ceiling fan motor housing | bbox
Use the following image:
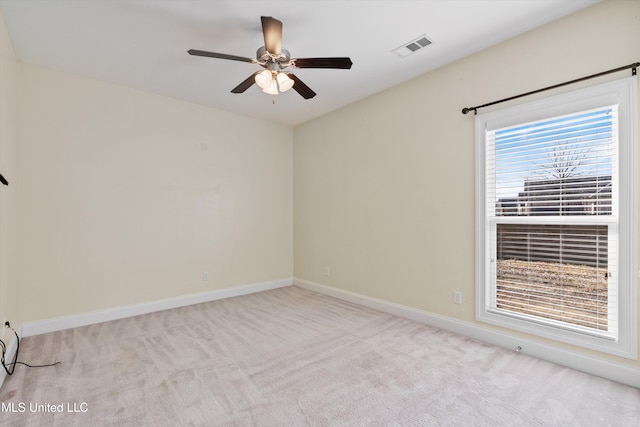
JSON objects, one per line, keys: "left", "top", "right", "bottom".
{"left": 256, "top": 46, "right": 291, "bottom": 71}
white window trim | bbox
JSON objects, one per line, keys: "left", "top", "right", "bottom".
{"left": 475, "top": 77, "right": 638, "bottom": 359}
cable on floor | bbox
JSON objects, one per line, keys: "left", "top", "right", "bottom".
{"left": 1, "top": 326, "right": 61, "bottom": 376}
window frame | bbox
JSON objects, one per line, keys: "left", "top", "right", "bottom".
{"left": 475, "top": 77, "right": 638, "bottom": 359}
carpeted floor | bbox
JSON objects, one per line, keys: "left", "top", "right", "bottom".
{"left": 0, "top": 285, "right": 638, "bottom": 426}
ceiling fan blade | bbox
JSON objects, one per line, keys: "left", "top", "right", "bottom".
{"left": 231, "top": 72, "right": 259, "bottom": 93}
{"left": 293, "top": 57, "right": 353, "bottom": 69}
{"left": 261, "top": 16, "right": 282, "bottom": 55}
{"left": 287, "top": 74, "right": 316, "bottom": 99}
{"left": 188, "top": 49, "right": 255, "bottom": 64}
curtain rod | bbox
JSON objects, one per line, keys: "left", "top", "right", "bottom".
{"left": 461, "top": 62, "right": 639, "bottom": 115}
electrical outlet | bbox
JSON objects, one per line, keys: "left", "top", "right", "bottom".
{"left": 203, "top": 271, "right": 209, "bottom": 281}
{"left": 453, "top": 291, "right": 462, "bottom": 305}
{"left": 2, "top": 321, "right": 9, "bottom": 340}
{"left": 324, "top": 266, "right": 330, "bottom": 276}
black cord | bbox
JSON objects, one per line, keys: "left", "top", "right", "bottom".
{"left": 0, "top": 329, "right": 19, "bottom": 376}
{"left": 1, "top": 327, "right": 61, "bottom": 375}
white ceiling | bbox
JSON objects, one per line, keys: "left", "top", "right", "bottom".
{"left": 0, "top": 0, "right": 599, "bottom": 126}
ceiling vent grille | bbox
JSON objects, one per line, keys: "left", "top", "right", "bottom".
{"left": 392, "top": 34, "right": 433, "bottom": 58}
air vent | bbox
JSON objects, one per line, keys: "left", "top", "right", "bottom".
{"left": 392, "top": 34, "right": 433, "bottom": 58}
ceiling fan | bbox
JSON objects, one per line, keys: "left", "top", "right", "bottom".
{"left": 188, "top": 16, "right": 353, "bottom": 99}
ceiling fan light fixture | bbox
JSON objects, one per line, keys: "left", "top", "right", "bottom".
{"left": 276, "top": 72, "right": 294, "bottom": 92}
{"left": 262, "top": 79, "right": 279, "bottom": 95}
{"left": 255, "top": 69, "right": 273, "bottom": 89}
{"left": 188, "top": 16, "right": 351, "bottom": 99}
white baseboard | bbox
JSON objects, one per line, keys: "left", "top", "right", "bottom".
{"left": 21, "top": 278, "right": 293, "bottom": 338}
{"left": 294, "top": 277, "right": 640, "bottom": 389}
{"left": 11, "top": 276, "right": 640, "bottom": 389}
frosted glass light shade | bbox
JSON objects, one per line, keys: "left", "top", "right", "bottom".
{"left": 255, "top": 70, "right": 273, "bottom": 89}
{"left": 276, "top": 73, "right": 294, "bottom": 92}
{"left": 262, "top": 79, "right": 279, "bottom": 95}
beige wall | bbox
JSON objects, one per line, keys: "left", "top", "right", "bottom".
{"left": 17, "top": 64, "right": 293, "bottom": 322}
{"left": 3, "top": 0, "right": 639, "bottom": 368}
{"left": 294, "top": 0, "right": 640, "bottom": 365}
{"left": 0, "top": 11, "right": 20, "bottom": 341}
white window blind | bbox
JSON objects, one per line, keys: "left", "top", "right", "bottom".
{"left": 490, "top": 107, "right": 616, "bottom": 218}
{"left": 475, "top": 77, "right": 637, "bottom": 358}
{"left": 487, "top": 107, "right": 617, "bottom": 338}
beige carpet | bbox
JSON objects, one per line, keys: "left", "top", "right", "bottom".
{"left": 0, "top": 285, "right": 638, "bottom": 426}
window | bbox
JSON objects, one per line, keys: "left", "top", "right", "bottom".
{"left": 475, "top": 77, "right": 637, "bottom": 358}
